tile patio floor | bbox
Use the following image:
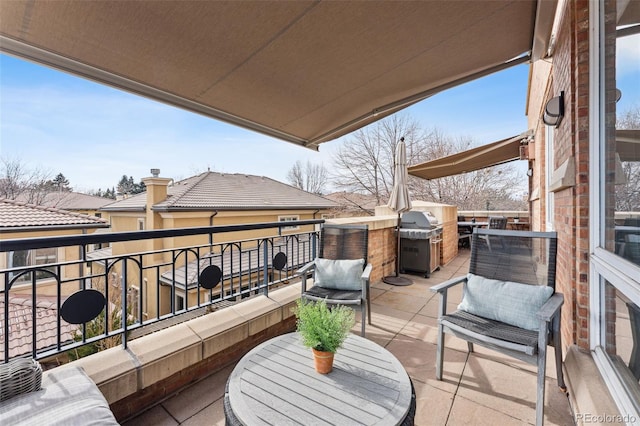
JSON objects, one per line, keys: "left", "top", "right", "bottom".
{"left": 123, "top": 250, "right": 575, "bottom": 425}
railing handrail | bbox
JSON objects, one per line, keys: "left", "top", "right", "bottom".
{"left": 1, "top": 220, "right": 323, "bottom": 363}
{"left": 0, "top": 219, "right": 325, "bottom": 252}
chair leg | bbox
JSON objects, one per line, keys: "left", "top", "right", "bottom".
{"left": 436, "top": 323, "right": 444, "bottom": 380}
{"left": 536, "top": 330, "right": 548, "bottom": 426}
{"left": 361, "top": 304, "right": 366, "bottom": 337}
{"left": 553, "top": 317, "right": 566, "bottom": 390}
{"left": 367, "top": 292, "right": 372, "bottom": 325}
{"left": 536, "top": 347, "right": 546, "bottom": 426}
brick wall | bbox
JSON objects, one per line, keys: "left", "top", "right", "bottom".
{"left": 111, "top": 316, "right": 297, "bottom": 422}
{"left": 551, "top": 0, "right": 593, "bottom": 350}
{"left": 368, "top": 227, "right": 396, "bottom": 283}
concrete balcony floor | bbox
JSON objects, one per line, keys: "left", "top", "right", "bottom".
{"left": 123, "top": 250, "right": 574, "bottom": 425}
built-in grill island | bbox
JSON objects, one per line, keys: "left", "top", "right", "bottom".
{"left": 399, "top": 211, "right": 443, "bottom": 278}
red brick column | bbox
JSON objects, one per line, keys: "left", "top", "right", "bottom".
{"left": 551, "top": 0, "right": 592, "bottom": 350}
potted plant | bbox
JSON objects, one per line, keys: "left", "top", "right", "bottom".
{"left": 295, "top": 299, "right": 355, "bottom": 374}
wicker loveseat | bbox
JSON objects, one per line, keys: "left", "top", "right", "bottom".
{"left": 0, "top": 359, "right": 118, "bottom": 426}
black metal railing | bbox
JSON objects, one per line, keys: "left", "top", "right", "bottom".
{"left": 0, "top": 220, "right": 323, "bottom": 363}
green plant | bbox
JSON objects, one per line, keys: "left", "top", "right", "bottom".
{"left": 295, "top": 299, "right": 355, "bottom": 353}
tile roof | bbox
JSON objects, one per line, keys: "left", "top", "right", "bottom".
{"left": 324, "top": 191, "right": 379, "bottom": 215}
{"left": 36, "top": 192, "right": 115, "bottom": 211}
{"left": 160, "top": 235, "right": 313, "bottom": 289}
{"left": 102, "top": 172, "right": 338, "bottom": 211}
{"left": 0, "top": 199, "right": 110, "bottom": 229}
{"left": 0, "top": 296, "right": 78, "bottom": 361}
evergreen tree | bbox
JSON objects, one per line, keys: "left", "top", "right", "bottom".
{"left": 51, "top": 172, "right": 70, "bottom": 190}
{"left": 117, "top": 176, "right": 146, "bottom": 196}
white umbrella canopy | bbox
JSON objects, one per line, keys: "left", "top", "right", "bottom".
{"left": 383, "top": 138, "right": 413, "bottom": 286}
{"left": 387, "top": 138, "right": 413, "bottom": 214}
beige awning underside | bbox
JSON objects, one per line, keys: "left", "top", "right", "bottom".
{"left": 408, "top": 133, "right": 531, "bottom": 180}
{"left": 408, "top": 129, "right": 640, "bottom": 181}
{"left": 617, "top": 129, "right": 640, "bottom": 162}
{"left": 0, "top": 1, "right": 556, "bottom": 149}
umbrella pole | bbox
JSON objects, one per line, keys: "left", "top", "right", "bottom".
{"left": 382, "top": 212, "right": 413, "bottom": 286}
{"left": 395, "top": 212, "right": 401, "bottom": 276}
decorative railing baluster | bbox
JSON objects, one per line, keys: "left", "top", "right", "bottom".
{"left": 0, "top": 220, "right": 322, "bottom": 363}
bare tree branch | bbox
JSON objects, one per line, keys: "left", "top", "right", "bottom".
{"left": 286, "top": 160, "right": 329, "bottom": 195}
{"left": 0, "top": 157, "right": 53, "bottom": 203}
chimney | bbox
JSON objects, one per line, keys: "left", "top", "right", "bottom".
{"left": 142, "top": 168, "right": 172, "bottom": 230}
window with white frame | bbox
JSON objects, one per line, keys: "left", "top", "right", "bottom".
{"left": 278, "top": 215, "right": 299, "bottom": 231}
{"left": 590, "top": 1, "right": 640, "bottom": 419}
{"left": 545, "top": 125, "right": 555, "bottom": 232}
{"left": 7, "top": 247, "right": 58, "bottom": 284}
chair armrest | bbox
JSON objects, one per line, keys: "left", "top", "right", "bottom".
{"left": 297, "top": 260, "right": 316, "bottom": 293}
{"left": 296, "top": 260, "right": 316, "bottom": 275}
{"left": 361, "top": 263, "right": 372, "bottom": 281}
{"left": 431, "top": 276, "right": 467, "bottom": 318}
{"left": 361, "top": 263, "right": 372, "bottom": 298}
{"left": 430, "top": 275, "right": 466, "bottom": 294}
{"left": 537, "top": 292, "right": 564, "bottom": 322}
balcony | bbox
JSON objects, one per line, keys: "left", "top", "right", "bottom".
{"left": 1, "top": 217, "right": 575, "bottom": 424}
{"left": 120, "top": 251, "right": 574, "bottom": 426}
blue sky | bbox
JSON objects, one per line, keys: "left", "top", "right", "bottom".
{"left": 1, "top": 33, "right": 638, "bottom": 193}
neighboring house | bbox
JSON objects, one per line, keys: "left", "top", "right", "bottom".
{"left": 324, "top": 191, "right": 380, "bottom": 217}
{"left": 0, "top": 296, "right": 76, "bottom": 363}
{"left": 0, "top": 199, "right": 110, "bottom": 362}
{"left": 0, "top": 198, "right": 110, "bottom": 294}
{"left": 15, "top": 191, "right": 114, "bottom": 221}
{"left": 100, "top": 170, "right": 338, "bottom": 317}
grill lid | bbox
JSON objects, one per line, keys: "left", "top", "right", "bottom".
{"left": 401, "top": 211, "right": 439, "bottom": 229}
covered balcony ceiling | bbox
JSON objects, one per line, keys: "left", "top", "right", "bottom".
{"left": 0, "top": 1, "right": 556, "bottom": 149}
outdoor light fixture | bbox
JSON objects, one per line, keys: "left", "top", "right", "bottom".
{"left": 543, "top": 91, "right": 564, "bottom": 127}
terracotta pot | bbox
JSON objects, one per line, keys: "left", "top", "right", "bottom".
{"left": 312, "top": 348, "right": 334, "bottom": 374}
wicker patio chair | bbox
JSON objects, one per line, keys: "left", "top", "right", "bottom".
{"left": 297, "top": 224, "right": 372, "bottom": 336}
{"left": 431, "top": 229, "right": 565, "bottom": 426}
{"left": 0, "top": 358, "right": 42, "bottom": 402}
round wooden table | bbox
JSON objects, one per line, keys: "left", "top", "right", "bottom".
{"left": 224, "top": 332, "right": 415, "bottom": 425}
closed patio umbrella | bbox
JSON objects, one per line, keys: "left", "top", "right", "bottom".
{"left": 383, "top": 138, "right": 413, "bottom": 286}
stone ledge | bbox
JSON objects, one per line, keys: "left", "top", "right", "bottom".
{"left": 71, "top": 345, "right": 138, "bottom": 405}
{"left": 564, "top": 345, "right": 623, "bottom": 425}
{"left": 327, "top": 216, "right": 397, "bottom": 231}
{"left": 63, "top": 282, "right": 302, "bottom": 414}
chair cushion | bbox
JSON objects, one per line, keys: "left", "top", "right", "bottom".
{"left": 0, "top": 365, "right": 118, "bottom": 425}
{"left": 314, "top": 258, "right": 364, "bottom": 291}
{"left": 458, "top": 273, "right": 553, "bottom": 331}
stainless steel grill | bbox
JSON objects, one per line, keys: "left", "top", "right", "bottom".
{"left": 399, "top": 211, "right": 443, "bottom": 278}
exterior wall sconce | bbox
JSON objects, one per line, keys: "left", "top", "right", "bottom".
{"left": 543, "top": 91, "right": 564, "bottom": 127}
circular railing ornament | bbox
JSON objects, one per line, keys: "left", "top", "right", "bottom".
{"left": 273, "top": 252, "right": 287, "bottom": 271}
{"left": 199, "top": 265, "right": 222, "bottom": 290}
{"left": 60, "top": 289, "right": 106, "bottom": 324}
